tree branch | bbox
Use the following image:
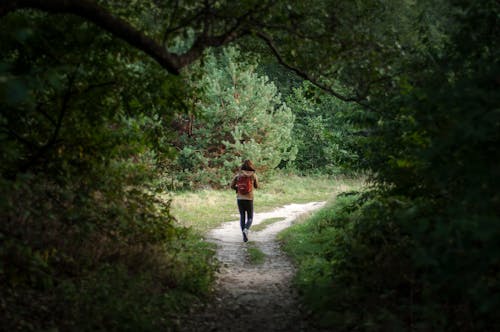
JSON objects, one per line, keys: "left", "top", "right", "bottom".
{"left": 0, "top": 0, "right": 182, "bottom": 74}
{"left": 162, "top": 8, "right": 205, "bottom": 45}
{"left": 0, "top": 0, "right": 376, "bottom": 106}
{"left": 35, "top": 102, "right": 57, "bottom": 126}
{"left": 176, "top": 24, "right": 248, "bottom": 68}
{"left": 253, "top": 30, "right": 365, "bottom": 103}
{"left": 176, "top": 0, "right": 276, "bottom": 68}
{"left": 49, "top": 70, "right": 76, "bottom": 147}
{"left": 81, "top": 81, "right": 117, "bottom": 94}
{"left": 0, "top": 126, "right": 37, "bottom": 149}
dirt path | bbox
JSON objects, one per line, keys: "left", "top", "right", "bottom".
{"left": 179, "top": 201, "right": 327, "bottom": 332}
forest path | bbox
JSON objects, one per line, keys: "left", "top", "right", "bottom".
{"left": 178, "top": 201, "right": 327, "bottom": 332}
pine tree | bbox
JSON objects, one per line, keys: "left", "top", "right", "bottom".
{"left": 177, "top": 47, "right": 296, "bottom": 186}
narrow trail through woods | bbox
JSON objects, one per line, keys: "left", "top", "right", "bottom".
{"left": 179, "top": 201, "right": 328, "bottom": 332}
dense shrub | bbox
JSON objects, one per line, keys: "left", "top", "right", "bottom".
{"left": 282, "top": 190, "right": 499, "bottom": 331}
{"left": 0, "top": 12, "right": 217, "bottom": 331}
{"left": 281, "top": 194, "right": 412, "bottom": 330}
{"left": 282, "top": 1, "right": 500, "bottom": 331}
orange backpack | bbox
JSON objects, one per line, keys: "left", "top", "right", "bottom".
{"left": 237, "top": 175, "right": 252, "bottom": 195}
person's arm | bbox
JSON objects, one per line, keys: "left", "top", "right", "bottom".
{"left": 253, "top": 174, "right": 259, "bottom": 189}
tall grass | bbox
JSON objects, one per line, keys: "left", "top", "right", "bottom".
{"left": 168, "top": 173, "right": 364, "bottom": 233}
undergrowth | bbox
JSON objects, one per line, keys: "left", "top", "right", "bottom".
{"left": 0, "top": 169, "right": 218, "bottom": 331}
{"left": 280, "top": 190, "right": 500, "bottom": 331}
{"left": 280, "top": 192, "right": 415, "bottom": 330}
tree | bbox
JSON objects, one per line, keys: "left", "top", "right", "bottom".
{"left": 174, "top": 47, "right": 295, "bottom": 187}
{"left": 285, "top": 82, "right": 360, "bottom": 174}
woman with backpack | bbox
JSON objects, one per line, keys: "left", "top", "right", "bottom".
{"left": 230, "top": 160, "right": 259, "bottom": 242}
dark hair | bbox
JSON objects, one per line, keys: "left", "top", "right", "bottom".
{"left": 241, "top": 159, "right": 256, "bottom": 171}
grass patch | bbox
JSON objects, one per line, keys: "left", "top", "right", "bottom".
{"left": 246, "top": 242, "right": 266, "bottom": 265}
{"left": 166, "top": 189, "right": 236, "bottom": 232}
{"left": 168, "top": 173, "right": 364, "bottom": 233}
{"left": 278, "top": 194, "right": 365, "bottom": 329}
{"left": 251, "top": 217, "right": 286, "bottom": 232}
{"left": 278, "top": 193, "right": 361, "bottom": 263}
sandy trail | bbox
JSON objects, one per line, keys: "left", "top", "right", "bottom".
{"left": 179, "top": 201, "right": 327, "bottom": 332}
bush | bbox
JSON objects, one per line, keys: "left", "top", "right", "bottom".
{"left": 281, "top": 2, "right": 500, "bottom": 331}
{"left": 0, "top": 11, "right": 217, "bottom": 330}
{"left": 0, "top": 163, "right": 218, "bottom": 331}
{"left": 282, "top": 186, "right": 500, "bottom": 331}
{"left": 281, "top": 194, "right": 414, "bottom": 331}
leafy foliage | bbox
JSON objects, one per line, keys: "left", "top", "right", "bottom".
{"left": 282, "top": 1, "right": 500, "bottom": 331}
{"left": 281, "top": 194, "right": 415, "bottom": 330}
{"left": 172, "top": 47, "right": 296, "bottom": 187}
{"left": 0, "top": 10, "right": 216, "bottom": 331}
{"left": 285, "top": 83, "right": 360, "bottom": 174}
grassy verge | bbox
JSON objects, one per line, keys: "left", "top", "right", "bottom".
{"left": 168, "top": 173, "right": 364, "bottom": 233}
{"left": 278, "top": 194, "right": 361, "bottom": 328}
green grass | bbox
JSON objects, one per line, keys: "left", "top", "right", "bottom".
{"left": 251, "top": 217, "right": 286, "bottom": 232}
{"left": 167, "top": 173, "right": 364, "bottom": 233}
{"left": 278, "top": 194, "right": 362, "bottom": 328}
{"left": 246, "top": 242, "right": 266, "bottom": 265}
{"left": 164, "top": 189, "right": 236, "bottom": 232}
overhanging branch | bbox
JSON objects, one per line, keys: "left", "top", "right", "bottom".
{"left": 0, "top": 0, "right": 250, "bottom": 73}
{"left": 0, "top": 0, "right": 182, "bottom": 74}
{"left": 253, "top": 31, "right": 366, "bottom": 103}
{"left": 1, "top": 0, "right": 374, "bottom": 106}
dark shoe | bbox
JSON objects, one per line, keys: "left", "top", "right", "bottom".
{"left": 243, "top": 231, "right": 248, "bottom": 242}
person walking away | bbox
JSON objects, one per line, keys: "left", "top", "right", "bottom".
{"left": 231, "top": 160, "right": 258, "bottom": 242}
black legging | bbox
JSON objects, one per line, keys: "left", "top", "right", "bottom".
{"left": 237, "top": 199, "right": 253, "bottom": 231}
